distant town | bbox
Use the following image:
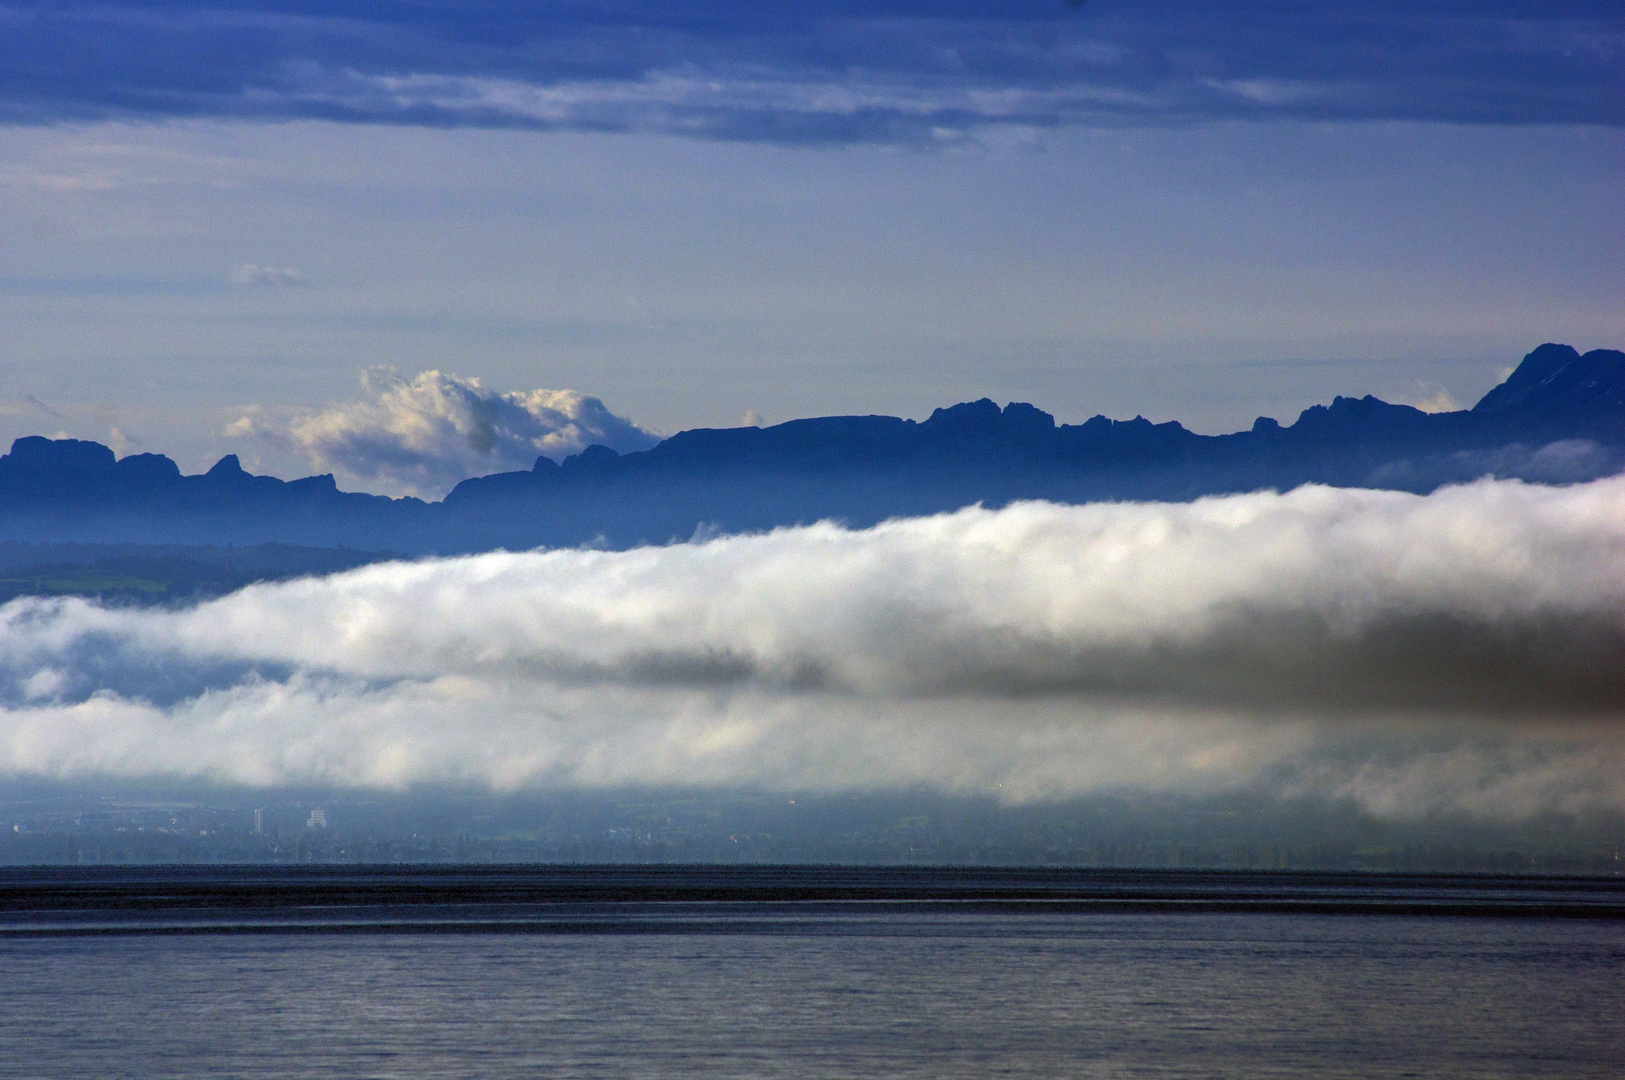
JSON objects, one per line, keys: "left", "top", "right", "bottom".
{"left": 3, "top": 785, "right": 1619, "bottom": 874}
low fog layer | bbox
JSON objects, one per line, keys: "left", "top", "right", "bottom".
{"left": 3, "top": 476, "right": 1625, "bottom": 819}
{"left": 228, "top": 368, "right": 660, "bottom": 497}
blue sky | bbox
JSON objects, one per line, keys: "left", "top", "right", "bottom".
{"left": 1, "top": 1, "right": 1621, "bottom": 483}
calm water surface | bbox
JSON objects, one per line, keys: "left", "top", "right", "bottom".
{"left": 1, "top": 870, "right": 1621, "bottom": 1079}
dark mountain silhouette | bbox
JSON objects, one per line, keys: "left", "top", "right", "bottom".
{"left": 1472, "top": 342, "right": 1625, "bottom": 417}
{"left": 1, "top": 343, "right": 1621, "bottom": 559}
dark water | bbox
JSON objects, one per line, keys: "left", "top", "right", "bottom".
{"left": 2, "top": 868, "right": 1622, "bottom": 1079}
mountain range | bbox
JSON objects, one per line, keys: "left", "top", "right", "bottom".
{"left": 3, "top": 342, "right": 1621, "bottom": 558}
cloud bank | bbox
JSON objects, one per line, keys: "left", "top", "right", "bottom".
{"left": 1, "top": 3, "right": 1619, "bottom": 142}
{"left": 4, "top": 476, "right": 1625, "bottom": 818}
{"left": 228, "top": 368, "right": 660, "bottom": 498}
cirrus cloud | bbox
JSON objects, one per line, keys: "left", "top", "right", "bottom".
{"left": 1, "top": 3, "right": 1619, "bottom": 142}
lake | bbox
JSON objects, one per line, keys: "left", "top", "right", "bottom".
{"left": 1, "top": 866, "right": 1621, "bottom": 1079}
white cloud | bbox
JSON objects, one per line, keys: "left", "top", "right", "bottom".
{"left": 3, "top": 477, "right": 1625, "bottom": 816}
{"left": 228, "top": 367, "right": 661, "bottom": 498}
{"left": 283, "top": 66, "right": 1169, "bottom": 143}
{"left": 19, "top": 668, "right": 66, "bottom": 701}
{"left": 230, "top": 263, "right": 306, "bottom": 286}
{"left": 1393, "top": 380, "right": 1461, "bottom": 414}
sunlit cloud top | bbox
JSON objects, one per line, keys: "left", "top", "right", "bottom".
{"left": 227, "top": 368, "right": 661, "bottom": 498}
{"left": 2, "top": 2, "right": 1620, "bottom": 141}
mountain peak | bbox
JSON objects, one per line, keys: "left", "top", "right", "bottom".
{"left": 7, "top": 436, "right": 116, "bottom": 473}
{"left": 205, "top": 454, "right": 248, "bottom": 478}
{"left": 1474, "top": 344, "right": 1625, "bottom": 415}
{"left": 924, "top": 398, "right": 1003, "bottom": 427}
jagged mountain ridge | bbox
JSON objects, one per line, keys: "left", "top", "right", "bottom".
{"left": 2, "top": 343, "right": 1621, "bottom": 554}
